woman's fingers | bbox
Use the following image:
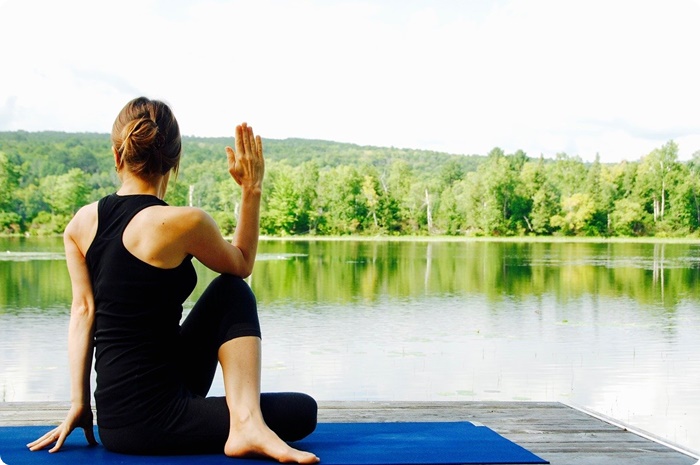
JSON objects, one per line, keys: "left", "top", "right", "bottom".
{"left": 241, "top": 123, "right": 252, "bottom": 154}
{"left": 27, "top": 428, "right": 60, "bottom": 451}
{"left": 232, "top": 123, "right": 259, "bottom": 157}
{"left": 49, "top": 431, "right": 67, "bottom": 453}
{"left": 255, "top": 135, "right": 263, "bottom": 158}
{"left": 235, "top": 124, "right": 245, "bottom": 158}
{"left": 26, "top": 428, "right": 52, "bottom": 448}
{"left": 27, "top": 407, "right": 95, "bottom": 453}
{"left": 225, "top": 145, "right": 236, "bottom": 169}
{"left": 226, "top": 123, "right": 263, "bottom": 187}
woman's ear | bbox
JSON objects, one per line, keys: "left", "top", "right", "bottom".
{"left": 112, "top": 146, "right": 121, "bottom": 171}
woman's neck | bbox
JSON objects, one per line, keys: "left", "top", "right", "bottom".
{"left": 116, "top": 171, "right": 169, "bottom": 199}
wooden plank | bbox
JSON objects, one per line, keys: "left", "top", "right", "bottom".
{"left": 0, "top": 401, "right": 697, "bottom": 465}
{"left": 315, "top": 401, "right": 698, "bottom": 465}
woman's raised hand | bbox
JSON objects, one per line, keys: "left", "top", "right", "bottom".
{"left": 226, "top": 123, "right": 264, "bottom": 191}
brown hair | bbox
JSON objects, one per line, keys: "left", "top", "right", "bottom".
{"left": 111, "top": 97, "right": 182, "bottom": 179}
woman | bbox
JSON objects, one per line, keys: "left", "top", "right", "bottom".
{"left": 27, "top": 97, "right": 319, "bottom": 463}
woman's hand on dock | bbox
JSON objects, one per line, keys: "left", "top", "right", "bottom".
{"left": 26, "top": 404, "right": 97, "bottom": 453}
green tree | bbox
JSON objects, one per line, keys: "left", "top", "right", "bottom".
{"left": 550, "top": 193, "right": 596, "bottom": 235}
{"left": 611, "top": 198, "right": 647, "bottom": 236}
{"left": 261, "top": 163, "right": 299, "bottom": 235}
{"left": 637, "top": 140, "right": 680, "bottom": 225}
{"left": 438, "top": 158, "right": 465, "bottom": 188}
{"left": 13, "top": 183, "right": 46, "bottom": 227}
{"left": 40, "top": 168, "right": 90, "bottom": 216}
{"left": 662, "top": 163, "right": 697, "bottom": 235}
{"left": 471, "top": 148, "right": 522, "bottom": 235}
{"left": 685, "top": 151, "right": 700, "bottom": 231}
{"left": 387, "top": 160, "right": 422, "bottom": 232}
{"left": 0, "top": 211, "right": 21, "bottom": 233}
{"left": 434, "top": 183, "right": 467, "bottom": 235}
{"left": 362, "top": 174, "right": 380, "bottom": 231}
{"left": 360, "top": 170, "right": 402, "bottom": 234}
{"left": 317, "top": 166, "right": 365, "bottom": 235}
{"left": 0, "top": 151, "right": 22, "bottom": 211}
{"left": 519, "top": 157, "right": 558, "bottom": 235}
{"left": 583, "top": 154, "right": 607, "bottom": 235}
{"left": 548, "top": 153, "right": 587, "bottom": 198}
{"left": 530, "top": 187, "right": 558, "bottom": 234}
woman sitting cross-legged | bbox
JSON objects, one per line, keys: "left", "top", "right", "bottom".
{"left": 27, "top": 97, "right": 319, "bottom": 463}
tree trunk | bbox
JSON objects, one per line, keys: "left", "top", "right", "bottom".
{"left": 661, "top": 179, "right": 666, "bottom": 220}
{"left": 425, "top": 188, "right": 433, "bottom": 233}
{"left": 653, "top": 197, "right": 659, "bottom": 222}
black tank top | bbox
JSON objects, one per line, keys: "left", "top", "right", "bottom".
{"left": 86, "top": 194, "right": 197, "bottom": 428}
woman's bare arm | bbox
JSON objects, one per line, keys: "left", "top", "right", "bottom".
{"left": 28, "top": 211, "right": 98, "bottom": 452}
{"left": 184, "top": 123, "right": 264, "bottom": 277}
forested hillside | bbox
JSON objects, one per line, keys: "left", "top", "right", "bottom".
{"left": 1, "top": 131, "right": 699, "bottom": 237}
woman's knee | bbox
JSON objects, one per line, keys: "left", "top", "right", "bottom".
{"left": 210, "top": 274, "right": 255, "bottom": 300}
{"left": 207, "top": 275, "right": 261, "bottom": 342}
{"left": 202, "top": 275, "right": 258, "bottom": 315}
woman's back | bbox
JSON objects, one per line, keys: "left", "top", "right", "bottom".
{"left": 86, "top": 193, "right": 197, "bottom": 428}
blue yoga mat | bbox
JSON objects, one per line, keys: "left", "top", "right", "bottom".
{"left": 0, "top": 422, "right": 548, "bottom": 464}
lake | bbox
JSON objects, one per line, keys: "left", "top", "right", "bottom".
{"left": 1, "top": 237, "right": 699, "bottom": 453}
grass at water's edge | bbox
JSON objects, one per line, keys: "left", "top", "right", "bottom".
{"left": 255, "top": 235, "right": 700, "bottom": 244}
{"left": 4, "top": 233, "right": 700, "bottom": 244}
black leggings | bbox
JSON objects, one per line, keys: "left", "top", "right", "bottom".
{"left": 98, "top": 275, "right": 317, "bottom": 455}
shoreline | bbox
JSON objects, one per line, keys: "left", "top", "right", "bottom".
{"left": 3, "top": 234, "right": 700, "bottom": 245}
{"left": 257, "top": 235, "right": 700, "bottom": 244}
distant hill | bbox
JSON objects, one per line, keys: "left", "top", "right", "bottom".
{"left": 182, "top": 136, "right": 487, "bottom": 177}
{"left": 0, "top": 131, "right": 486, "bottom": 181}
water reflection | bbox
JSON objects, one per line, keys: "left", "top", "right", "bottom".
{"left": 0, "top": 237, "right": 699, "bottom": 453}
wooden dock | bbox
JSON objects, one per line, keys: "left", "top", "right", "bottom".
{"left": 1, "top": 401, "right": 697, "bottom": 464}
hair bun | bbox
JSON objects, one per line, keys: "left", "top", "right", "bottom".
{"left": 112, "top": 97, "right": 182, "bottom": 178}
{"left": 122, "top": 117, "right": 158, "bottom": 151}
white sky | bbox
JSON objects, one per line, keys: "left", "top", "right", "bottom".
{"left": 2, "top": 0, "right": 700, "bottom": 163}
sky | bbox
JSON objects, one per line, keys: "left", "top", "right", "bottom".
{"left": 1, "top": 0, "right": 700, "bottom": 163}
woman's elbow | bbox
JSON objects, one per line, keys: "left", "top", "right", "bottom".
{"left": 228, "top": 249, "right": 255, "bottom": 278}
{"left": 71, "top": 302, "right": 94, "bottom": 320}
{"left": 234, "top": 262, "right": 254, "bottom": 279}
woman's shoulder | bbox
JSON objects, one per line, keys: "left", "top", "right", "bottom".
{"left": 65, "top": 201, "right": 99, "bottom": 255}
{"left": 67, "top": 202, "right": 99, "bottom": 232}
{"left": 144, "top": 205, "right": 216, "bottom": 237}
{"left": 156, "top": 204, "right": 211, "bottom": 223}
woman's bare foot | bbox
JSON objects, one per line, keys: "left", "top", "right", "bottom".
{"left": 224, "top": 411, "right": 319, "bottom": 464}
